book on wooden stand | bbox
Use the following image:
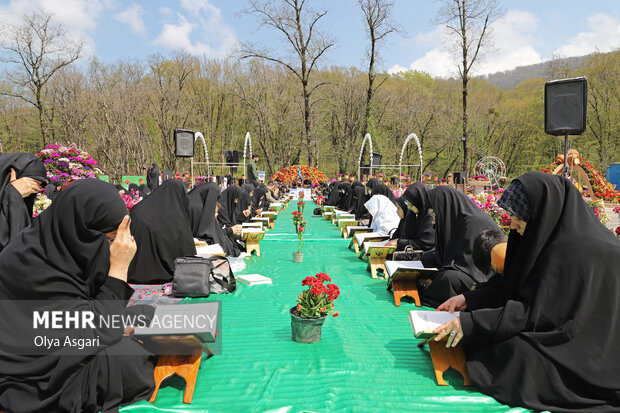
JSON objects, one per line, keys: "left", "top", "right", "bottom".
{"left": 351, "top": 232, "right": 390, "bottom": 255}
{"left": 338, "top": 219, "right": 357, "bottom": 237}
{"left": 362, "top": 240, "right": 397, "bottom": 279}
{"left": 409, "top": 310, "right": 471, "bottom": 387}
{"left": 133, "top": 302, "right": 220, "bottom": 404}
{"left": 323, "top": 211, "right": 334, "bottom": 220}
{"left": 236, "top": 273, "right": 273, "bottom": 286}
{"left": 322, "top": 205, "right": 335, "bottom": 213}
{"left": 346, "top": 225, "right": 371, "bottom": 238}
{"left": 242, "top": 222, "right": 262, "bottom": 229}
{"left": 251, "top": 217, "right": 270, "bottom": 229}
{"left": 242, "top": 228, "right": 265, "bottom": 257}
{"left": 385, "top": 261, "right": 437, "bottom": 306}
{"left": 260, "top": 211, "right": 277, "bottom": 227}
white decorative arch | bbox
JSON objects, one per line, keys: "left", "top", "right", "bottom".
{"left": 399, "top": 133, "right": 423, "bottom": 182}
{"left": 242, "top": 131, "right": 252, "bottom": 177}
{"left": 190, "top": 131, "right": 209, "bottom": 188}
{"left": 357, "top": 133, "right": 374, "bottom": 178}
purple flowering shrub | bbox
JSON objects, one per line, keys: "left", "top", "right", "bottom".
{"left": 36, "top": 144, "right": 103, "bottom": 185}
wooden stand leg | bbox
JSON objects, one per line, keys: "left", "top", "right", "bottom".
{"left": 269, "top": 221, "right": 274, "bottom": 230}
{"left": 342, "top": 228, "right": 347, "bottom": 238}
{"left": 149, "top": 353, "right": 202, "bottom": 404}
{"left": 427, "top": 341, "right": 471, "bottom": 387}
{"left": 246, "top": 240, "right": 261, "bottom": 257}
{"left": 368, "top": 257, "right": 387, "bottom": 279}
{"left": 392, "top": 275, "right": 420, "bottom": 306}
{"left": 353, "top": 238, "right": 360, "bottom": 254}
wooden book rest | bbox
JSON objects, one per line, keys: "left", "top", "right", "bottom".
{"left": 424, "top": 340, "right": 471, "bottom": 387}
{"left": 243, "top": 232, "right": 264, "bottom": 256}
{"left": 365, "top": 246, "right": 396, "bottom": 279}
{"left": 391, "top": 271, "right": 422, "bottom": 306}
{"left": 149, "top": 335, "right": 215, "bottom": 404}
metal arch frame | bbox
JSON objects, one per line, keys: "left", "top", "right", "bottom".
{"left": 189, "top": 131, "right": 254, "bottom": 188}
{"left": 398, "top": 133, "right": 424, "bottom": 185}
{"left": 357, "top": 133, "right": 374, "bottom": 178}
{"left": 190, "top": 132, "right": 209, "bottom": 189}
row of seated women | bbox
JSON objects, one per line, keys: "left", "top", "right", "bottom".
{"left": 322, "top": 172, "right": 620, "bottom": 411}
{"left": 0, "top": 153, "right": 288, "bottom": 412}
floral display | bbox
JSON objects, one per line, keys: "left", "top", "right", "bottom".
{"left": 587, "top": 200, "right": 609, "bottom": 225}
{"left": 615, "top": 226, "right": 620, "bottom": 239}
{"left": 270, "top": 165, "right": 328, "bottom": 185}
{"left": 32, "top": 193, "right": 52, "bottom": 217}
{"left": 296, "top": 273, "right": 340, "bottom": 318}
{"left": 470, "top": 175, "right": 489, "bottom": 182}
{"left": 122, "top": 191, "right": 141, "bottom": 211}
{"left": 469, "top": 192, "right": 511, "bottom": 233}
{"left": 36, "top": 143, "right": 103, "bottom": 185}
{"left": 542, "top": 157, "right": 620, "bottom": 202}
{"left": 175, "top": 172, "right": 208, "bottom": 186}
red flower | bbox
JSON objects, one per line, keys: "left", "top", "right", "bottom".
{"left": 302, "top": 276, "right": 317, "bottom": 287}
{"left": 316, "top": 272, "right": 331, "bottom": 282}
{"left": 333, "top": 312, "right": 339, "bottom": 317}
{"left": 298, "top": 226, "right": 304, "bottom": 232}
{"left": 311, "top": 285, "right": 326, "bottom": 296}
{"left": 326, "top": 284, "right": 340, "bottom": 300}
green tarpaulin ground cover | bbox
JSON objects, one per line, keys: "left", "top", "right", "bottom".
{"left": 122, "top": 202, "right": 530, "bottom": 413}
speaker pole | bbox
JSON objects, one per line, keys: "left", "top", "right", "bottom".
{"left": 563, "top": 133, "right": 569, "bottom": 177}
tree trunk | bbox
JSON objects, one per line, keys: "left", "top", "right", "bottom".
{"left": 303, "top": 87, "right": 313, "bottom": 166}
{"left": 37, "top": 90, "right": 48, "bottom": 146}
{"left": 462, "top": 74, "right": 468, "bottom": 177}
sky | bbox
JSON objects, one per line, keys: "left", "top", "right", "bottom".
{"left": 0, "top": 0, "right": 618, "bottom": 77}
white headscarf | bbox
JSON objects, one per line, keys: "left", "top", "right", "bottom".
{"left": 364, "top": 195, "right": 400, "bottom": 235}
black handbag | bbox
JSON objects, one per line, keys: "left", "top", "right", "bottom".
{"left": 392, "top": 246, "right": 423, "bottom": 261}
{"left": 172, "top": 256, "right": 237, "bottom": 298}
{"left": 172, "top": 256, "right": 213, "bottom": 298}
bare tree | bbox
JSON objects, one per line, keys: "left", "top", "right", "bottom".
{"left": 358, "top": 0, "right": 399, "bottom": 136}
{"left": 239, "top": 0, "right": 334, "bottom": 167}
{"left": 0, "top": 10, "right": 83, "bottom": 146}
{"left": 435, "top": 0, "right": 501, "bottom": 176}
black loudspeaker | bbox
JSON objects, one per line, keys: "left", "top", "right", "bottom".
{"left": 453, "top": 172, "right": 465, "bottom": 184}
{"left": 544, "top": 77, "right": 587, "bottom": 136}
{"left": 361, "top": 164, "right": 370, "bottom": 176}
{"left": 174, "top": 129, "right": 195, "bottom": 157}
{"left": 371, "top": 153, "right": 383, "bottom": 166}
{"left": 225, "top": 149, "right": 239, "bottom": 173}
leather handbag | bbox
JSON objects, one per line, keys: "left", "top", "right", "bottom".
{"left": 392, "top": 246, "right": 423, "bottom": 261}
{"left": 172, "top": 256, "right": 213, "bottom": 298}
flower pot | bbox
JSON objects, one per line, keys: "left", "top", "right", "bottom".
{"left": 290, "top": 306, "right": 326, "bottom": 343}
{"left": 292, "top": 251, "right": 304, "bottom": 263}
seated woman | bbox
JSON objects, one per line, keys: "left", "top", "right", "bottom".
{"left": 435, "top": 172, "right": 620, "bottom": 411}
{"left": 235, "top": 185, "right": 255, "bottom": 224}
{"left": 389, "top": 182, "right": 435, "bottom": 252}
{"left": 0, "top": 179, "right": 155, "bottom": 412}
{"left": 188, "top": 182, "right": 240, "bottom": 257}
{"left": 418, "top": 186, "right": 499, "bottom": 307}
{"left": 128, "top": 180, "right": 196, "bottom": 284}
{"left": 364, "top": 195, "right": 401, "bottom": 236}
{"left": 0, "top": 152, "right": 47, "bottom": 251}
{"left": 324, "top": 182, "right": 343, "bottom": 206}
{"left": 337, "top": 182, "right": 354, "bottom": 211}
{"left": 350, "top": 181, "right": 368, "bottom": 220}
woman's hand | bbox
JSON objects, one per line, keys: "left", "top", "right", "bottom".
{"left": 232, "top": 224, "right": 242, "bottom": 235}
{"left": 243, "top": 208, "right": 251, "bottom": 217}
{"left": 434, "top": 317, "right": 463, "bottom": 348}
{"left": 385, "top": 239, "right": 398, "bottom": 247}
{"left": 255, "top": 208, "right": 263, "bottom": 215}
{"left": 437, "top": 294, "right": 467, "bottom": 313}
{"left": 108, "top": 216, "right": 136, "bottom": 282}
{"left": 10, "top": 168, "right": 41, "bottom": 197}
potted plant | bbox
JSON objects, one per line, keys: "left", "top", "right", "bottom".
{"left": 290, "top": 273, "right": 340, "bottom": 343}
{"left": 292, "top": 219, "right": 305, "bottom": 263}
{"left": 297, "top": 199, "right": 305, "bottom": 213}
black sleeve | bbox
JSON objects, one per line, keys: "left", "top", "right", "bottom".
{"left": 421, "top": 250, "right": 440, "bottom": 268}
{"left": 462, "top": 273, "right": 505, "bottom": 311}
{"left": 460, "top": 299, "right": 530, "bottom": 346}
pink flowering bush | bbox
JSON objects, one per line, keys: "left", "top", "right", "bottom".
{"left": 469, "top": 193, "right": 511, "bottom": 233}
{"left": 175, "top": 171, "right": 208, "bottom": 186}
{"left": 36, "top": 143, "right": 102, "bottom": 185}
{"left": 121, "top": 192, "right": 141, "bottom": 211}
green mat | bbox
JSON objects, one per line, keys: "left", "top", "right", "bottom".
{"left": 123, "top": 202, "right": 529, "bottom": 413}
